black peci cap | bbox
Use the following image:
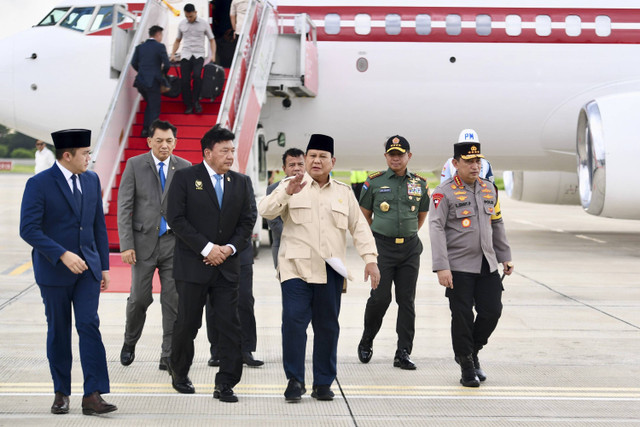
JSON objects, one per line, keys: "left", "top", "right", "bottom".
{"left": 51, "top": 129, "right": 91, "bottom": 150}
{"left": 306, "top": 134, "right": 334, "bottom": 156}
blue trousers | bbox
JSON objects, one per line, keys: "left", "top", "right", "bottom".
{"left": 281, "top": 265, "right": 343, "bottom": 386}
{"left": 39, "top": 271, "right": 110, "bottom": 396}
{"left": 137, "top": 81, "right": 161, "bottom": 133}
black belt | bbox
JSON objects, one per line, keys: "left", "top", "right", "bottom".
{"left": 373, "top": 232, "right": 417, "bottom": 244}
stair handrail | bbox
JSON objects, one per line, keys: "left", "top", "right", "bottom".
{"left": 92, "top": 0, "right": 168, "bottom": 214}
{"left": 217, "top": 0, "right": 267, "bottom": 130}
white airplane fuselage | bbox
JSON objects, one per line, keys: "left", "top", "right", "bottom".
{"left": 0, "top": 26, "right": 114, "bottom": 140}
{"left": 260, "top": 2, "right": 640, "bottom": 173}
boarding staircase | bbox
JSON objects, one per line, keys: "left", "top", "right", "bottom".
{"left": 103, "top": 84, "right": 226, "bottom": 247}
{"left": 92, "top": 0, "right": 317, "bottom": 251}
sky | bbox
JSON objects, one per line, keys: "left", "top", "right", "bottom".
{"left": 0, "top": 0, "right": 59, "bottom": 40}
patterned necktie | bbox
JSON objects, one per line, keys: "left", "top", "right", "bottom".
{"left": 158, "top": 162, "right": 167, "bottom": 236}
{"left": 71, "top": 174, "right": 82, "bottom": 211}
{"left": 214, "top": 174, "right": 223, "bottom": 208}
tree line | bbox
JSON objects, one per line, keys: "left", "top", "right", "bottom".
{"left": 0, "top": 124, "right": 40, "bottom": 159}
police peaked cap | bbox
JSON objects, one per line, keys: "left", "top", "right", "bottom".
{"left": 306, "top": 134, "right": 334, "bottom": 156}
{"left": 51, "top": 129, "right": 91, "bottom": 150}
{"left": 454, "top": 142, "right": 484, "bottom": 160}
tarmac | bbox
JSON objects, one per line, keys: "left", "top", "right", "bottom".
{"left": 0, "top": 172, "right": 639, "bottom": 426}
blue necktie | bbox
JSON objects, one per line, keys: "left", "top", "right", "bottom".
{"left": 158, "top": 162, "right": 167, "bottom": 236}
{"left": 214, "top": 174, "right": 223, "bottom": 208}
{"left": 71, "top": 174, "right": 82, "bottom": 211}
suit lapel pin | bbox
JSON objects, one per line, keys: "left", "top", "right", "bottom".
{"left": 227, "top": 177, "right": 230, "bottom": 182}
{"left": 195, "top": 180, "right": 203, "bottom": 190}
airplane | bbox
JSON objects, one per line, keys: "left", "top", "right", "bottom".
{"left": 1, "top": 0, "right": 640, "bottom": 222}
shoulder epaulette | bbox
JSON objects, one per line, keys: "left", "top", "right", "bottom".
{"left": 413, "top": 173, "right": 427, "bottom": 182}
{"left": 367, "top": 171, "right": 384, "bottom": 180}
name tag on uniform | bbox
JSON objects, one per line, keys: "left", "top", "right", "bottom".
{"left": 379, "top": 187, "right": 391, "bottom": 193}
{"left": 407, "top": 182, "right": 422, "bottom": 196}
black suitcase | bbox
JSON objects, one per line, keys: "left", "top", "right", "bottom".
{"left": 200, "top": 63, "right": 225, "bottom": 100}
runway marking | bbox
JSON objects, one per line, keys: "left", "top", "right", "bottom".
{"left": 513, "top": 219, "right": 565, "bottom": 233}
{"left": 514, "top": 220, "right": 606, "bottom": 243}
{"left": 575, "top": 234, "right": 606, "bottom": 244}
{"left": 6, "top": 261, "right": 32, "bottom": 276}
{"left": 1, "top": 383, "right": 639, "bottom": 399}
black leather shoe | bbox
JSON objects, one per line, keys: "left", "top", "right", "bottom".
{"left": 455, "top": 355, "right": 480, "bottom": 387}
{"left": 357, "top": 340, "right": 373, "bottom": 363}
{"left": 120, "top": 343, "right": 135, "bottom": 366}
{"left": 194, "top": 101, "right": 203, "bottom": 114}
{"left": 51, "top": 391, "right": 69, "bottom": 414}
{"left": 184, "top": 106, "right": 193, "bottom": 114}
{"left": 311, "top": 385, "right": 334, "bottom": 401}
{"left": 214, "top": 384, "right": 238, "bottom": 402}
{"left": 170, "top": 372, "right": 195, "bottom": 394}
{"left": 393, "top": 349, "right": 416, "bottom": 370}
{"left": 208, "top": 352, "right": 220, "bottom": 367}
{"left": 242, "top": 351, "right": 264, "bottom": 367}
{"left": 284, "top": 378, "right": 306, "bottom": 402}
{"left": 159, "top": 356, "right": 170, "bottom": 371}
{"left": 472, "top": 353, "right": 487, "bottom": 382}
{"left": 81, "top": 391, "right": 117, "bottom": 415}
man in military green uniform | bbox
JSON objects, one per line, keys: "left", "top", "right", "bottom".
{"left": 428, "top": 133, "right": 513, "bottom": 387}
{"left": 357, "top": 135, "right": 429, "bottom": 370}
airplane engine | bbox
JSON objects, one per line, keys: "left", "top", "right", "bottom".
{"left": 577, "top": 93, "right": 640, "bottom": 219}
{"left": 503, "top": 171, "right": 580, "bottom": 205}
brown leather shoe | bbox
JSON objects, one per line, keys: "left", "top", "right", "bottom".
{"left": 51, "top": 392, "right": 69, "bottom": 414}
{"left": 81, "top": 391, "right": 117, "bottom": 415}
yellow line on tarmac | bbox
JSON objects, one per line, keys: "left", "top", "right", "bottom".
{"left": 1, "top": 383, "right": 640, "bottom": 398}
{"left": 8, "top": 261, "right": 32, "bottom": 276}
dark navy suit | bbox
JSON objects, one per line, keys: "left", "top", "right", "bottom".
{"left": 131, "top": 38, "right": 170, "bottom": 133}
{"left": 20, "top": 163, "right": 110, "bottom": 397}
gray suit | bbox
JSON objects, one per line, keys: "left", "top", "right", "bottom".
{"left": 117, "top": 151, "right": 191, "bottom": 357}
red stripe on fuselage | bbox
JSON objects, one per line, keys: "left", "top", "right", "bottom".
{"left": 277, "top": 6, "right": 640, "bottom": 44}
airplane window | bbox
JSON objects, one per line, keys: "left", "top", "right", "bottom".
{"left": 446, "top": 14, "right": 462, "bottom": 36}
{"left": 37, "top": 7, "right": 70, "bottom": 26}
{"left": 476, "top": 14, "right": 491, "bottom": 36}
{"left": 60, "top": 7, "right": 95, "bottom": 32}
{"left": 385, "top": 14, "right": 402, "bottom": 35}
{"left": 535, "top": 15, "right": 552, "bottom": 36}
{"left": 505, "top": 15, "right": 521, "bottom": 36}
{"left": 324, "top": 14, "right": 340, "bottom": 35}
{"left": 354, "top": 14, "right": 371, "bottom": 35}
{"left": 595, "top": 15, "right": 611, "bottom": 37}
{"left": 565, "top": 15, "right": 581, "bottom": 37}
{"left": 415, "top": 14, "right": 431, "bottom": 35}
{"left": 90, "top": 6, "right": 115, "bottom": 32}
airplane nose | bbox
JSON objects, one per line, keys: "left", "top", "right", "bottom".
{"left": 0, "top": 34, "right": 16, "bottom": 129}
